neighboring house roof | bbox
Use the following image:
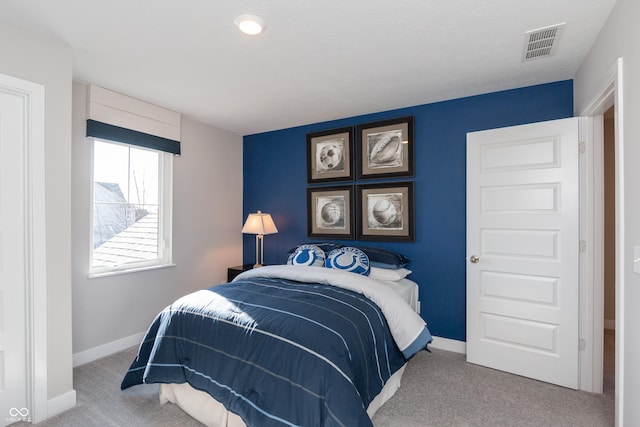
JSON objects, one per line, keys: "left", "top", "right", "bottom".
{"left": 95, "top": 182, "right": 125, "bottom": 200}
{"left": 93, "top": 182, "right": 132, "bottom": 248}
{"left": 93, "top": 212, "right": 158, "bottom": 266}
{"left": 93, "top": 181, "right": 158, "bottom": 266}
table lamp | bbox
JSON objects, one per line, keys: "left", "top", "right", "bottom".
{"left": 242, "top": 210, "right": 278, "bottom": 268}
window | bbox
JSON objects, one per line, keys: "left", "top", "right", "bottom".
{"left": 90, "top": 138, "right": 173, "bottom": 276}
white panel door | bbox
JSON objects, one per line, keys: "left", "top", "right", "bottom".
{"left": 0, "top": 82, "right": 28, "bottom": 424}
{"left": 466, "top": 118, "right": 580, "bottom": 389}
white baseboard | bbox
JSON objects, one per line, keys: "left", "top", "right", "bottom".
{"left": 47, "top": 389, "right": 77, "bottom": 419}
{"left": 73, "top": 332, "right": 145, "bottom": 367}
{"left": 604, "top": 318, "right": 615, "bottom": 330}
{"left": 429, "top": 335, "right": 466, "bottom": 354}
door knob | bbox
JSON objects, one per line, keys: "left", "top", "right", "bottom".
{"left": 470, "top": 255, "right": 479, "bottom": 263}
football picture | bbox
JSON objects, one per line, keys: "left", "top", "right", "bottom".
{"left": 367, "top": 130, "right": 403, "bottom": 169}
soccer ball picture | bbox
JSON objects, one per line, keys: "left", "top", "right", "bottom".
{"left": 317, "top": 140, "right": 344, "bottom": 172}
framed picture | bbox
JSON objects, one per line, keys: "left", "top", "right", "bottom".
{"left": 357, "top": 182, "right": 414, "bottom": 241}
{"left": 356, "top": 116, "right": 414, "bottom": 179}
{"left": 307, "top": 127, "right": 354, "bottom": 183}
{"left": 307, "top": 185, "right": 354, "bottom": 239}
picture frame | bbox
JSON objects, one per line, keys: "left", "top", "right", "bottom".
{"left": 356, "top": 116, "right": 414, "bottom": 179}
{"left": 307, "top": 127, "right": 354, "bottom": 183}
{"left": 357, "top": 182, "right": 414, "bottom": 241}
{"left": 307, "top": 185, "right": 354, "bottom": 239}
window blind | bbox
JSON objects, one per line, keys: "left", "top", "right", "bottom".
{"left": 86, "top": 84, "right": 181, "bottom": 155}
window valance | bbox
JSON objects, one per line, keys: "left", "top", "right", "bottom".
{"left": 86, "top": 84, "right": 181, "bottom": 155}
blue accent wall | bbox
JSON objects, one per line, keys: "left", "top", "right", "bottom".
{"left": 242, "top": 80, "right": 573, "bottom": 342}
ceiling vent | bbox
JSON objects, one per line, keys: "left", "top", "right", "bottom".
{"left": 521, "top": 23, "right": 565, "bottom": 62}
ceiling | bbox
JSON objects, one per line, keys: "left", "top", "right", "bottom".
{"left": 0, "top": 0, "right": 616, "bottom": 136}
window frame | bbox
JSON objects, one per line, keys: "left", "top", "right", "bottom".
{"left": 88, "top": 137, "right": 174, "bottom": 278}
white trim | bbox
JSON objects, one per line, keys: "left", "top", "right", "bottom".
{"left": 73, "top": 331, "right": 145, "bottom": 367}
{"left": 0, "top": 73, "right": 49, "bottom": 424}
{"left": 26, "top": 77, "right": 48, "bottom": 425}
{"left": 88, "top": 262, "right": 175, "bottom": 279}
{"left": 578, "top": 114, "right": 604, "bottom": 393}
{"left": 613, "top": 58, "right": 624, "bottom": 427}
{"left": 429, "top": 336, "right": 466, "bottom": 354}
{"left": 47, "top": 390, "right": 77, "bottom": 419}
{"left": 578, "top": 57, "right": 624, "bottom": 422}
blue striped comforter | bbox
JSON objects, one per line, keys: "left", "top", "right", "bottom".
{"left": 121, "top": 267, "right": 431, "bottom": 426}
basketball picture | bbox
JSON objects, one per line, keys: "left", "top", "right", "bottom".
{"left": 307, "top": 186, "right": 354, "bottom": 239}
{"left": 316, "top": 196, "right": 345, "bottom": 229}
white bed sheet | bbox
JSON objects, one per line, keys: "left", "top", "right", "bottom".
{"left": 381, "top": 277, "right": 420, "bottom": 313}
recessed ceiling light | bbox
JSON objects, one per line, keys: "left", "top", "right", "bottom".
{"left": 234, "top": 15, "right": 266, "bottom": 36}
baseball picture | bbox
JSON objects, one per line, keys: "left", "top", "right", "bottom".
{"left": 366, "top": 193, "right": 403, "bottom": 229}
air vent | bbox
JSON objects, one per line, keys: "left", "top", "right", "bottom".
{"left": 521, "top": 23, "right": 565, "bottom": 62}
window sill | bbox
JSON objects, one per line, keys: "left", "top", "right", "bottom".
{"left": 88, "top": 263, "right": 176, "bottom": 279}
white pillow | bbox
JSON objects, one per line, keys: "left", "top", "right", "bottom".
{"left": 368, "top": 267, "right": 412, "bottom": 281}
{"left": 325, "top": 247, "right": 370, "bottom": 276}
{"left": 287, "top": 244, "right": 326, "bottom": 267}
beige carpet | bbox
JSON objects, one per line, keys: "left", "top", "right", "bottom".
{"left": 19, "top": 335, "right": 615, "bottom": 426}
{"left": 372, "top": 346, "right": 614, "bottom": 427}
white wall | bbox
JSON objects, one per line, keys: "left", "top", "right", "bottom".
{"left": 71, "top": 82, "right": 243, "bottom": 354}
{"left": 574, "top": 0, "right": 640, "bottom": 424}
{"left": 0, "top": 21, "right": 74, "bottom": 403}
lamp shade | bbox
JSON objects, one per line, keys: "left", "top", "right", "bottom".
{"left": 242, "top": 211, "right": 278, "bottom": 235}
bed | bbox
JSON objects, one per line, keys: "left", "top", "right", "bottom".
{"left": 121, "top": 253, "right": 431, "bottom": 427}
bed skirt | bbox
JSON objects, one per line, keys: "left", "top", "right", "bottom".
{"left": 159, "top": 364, "right": 407, "bottom": 427}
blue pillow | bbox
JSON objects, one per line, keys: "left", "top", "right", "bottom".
{"left": 287, "top": 242, "right": 343, "bottom": 255}
{"left": 325, "top": 247, "right": 370, "bottom": 276}
{"left": 352, "top": 246, "right": 409, "bottom": 269}
{"left": 287, "top": 244, "right": 326, "bottom": 267}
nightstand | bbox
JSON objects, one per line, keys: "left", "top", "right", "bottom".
{"left": 227, "top": 264, "right": 255, "bottom": 282}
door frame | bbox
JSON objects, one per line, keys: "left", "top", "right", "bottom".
{"left": 0, "top": 73, "right": 48, "bottom": 423}
{"left": 578, "top": 57, "right": 623, "bottom": 418}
